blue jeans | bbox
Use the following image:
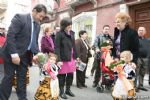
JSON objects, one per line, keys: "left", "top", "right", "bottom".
{"left": 0, "top": 64, "right": 4, "bottom": 84}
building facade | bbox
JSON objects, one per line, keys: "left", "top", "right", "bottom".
{"left": 0, "top": 0, "right": 149, "bottom": 41}
{"left": 49, "top": 0, "right": 150, "bottom": 44}
{"left": 0, "top": 0, "right": 31, "bottom": 29}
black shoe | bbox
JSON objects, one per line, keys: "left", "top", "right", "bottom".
{"left": 65, "top": 90, "right": 75, "bottom": 97}
{"left": 135, "top": 88, "right": 139, "bottom": 92}
{"left": 92, "top": 83, "right": 98, "bottom": 87}
{"left": 138, "top": 87, "right": 148, "bottom": 91}
{"left": 82, "top": 84, "right": 87, "bottom": 88}
{"left": 60, "top": 93, "right": 68, "bottom": 99}
{"left": 77, "top": 85, "right": 83, "bottom": 89}
{"left": 85, "top": 76, "right": 88, "bottom": 79}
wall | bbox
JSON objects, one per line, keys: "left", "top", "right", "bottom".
{"left": 71, "top": 1, "right": 120, "bottom": 36}
{"left": 97, "top": 0, "right": 122, "bottom": 6}
{"left": 96, "top": 4, "right": 120, "bottom": 36}
{"left": 57, "top": 0, "right": 69, "bottom": 12}
{"left": 5, "top": 0, "right": 31, "bottom": 29}
{"left": 74, "top": 2, "right": 94, "bottom": 15}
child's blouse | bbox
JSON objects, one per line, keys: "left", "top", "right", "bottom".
{"left": 123, "top": 63, "right": 136, "bottom": 80}
{"left": 42, "top": 63, "right": 60, "bottom": 78}
{"left": 47, "top": 64, "right": 60, "bottom": 75}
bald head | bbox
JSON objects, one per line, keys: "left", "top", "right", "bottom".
{"left": 138, "top": 27, "right": 146, "bottom": 37}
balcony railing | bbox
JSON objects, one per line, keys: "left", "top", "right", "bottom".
{"left": 65, "top": 0, "right": 90, "bottom": 7}
{"left": 65, "top": 0, "right": 97, "bottom": 8}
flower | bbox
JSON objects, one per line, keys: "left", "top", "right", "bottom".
{"left": 100, "top": 40, "right": 112, "bottom": 47}
{"left": 37, "top": 52, "right": 47, "bottom": 65}
{"left": 109, "top": 60, "right": 125, "bottom": 69}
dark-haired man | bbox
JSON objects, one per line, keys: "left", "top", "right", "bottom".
{"left": 0, "top": 4, "right": 47, "bottom": 100}
{"left": 92, "top": 25, "right": 113, "bottom": 87}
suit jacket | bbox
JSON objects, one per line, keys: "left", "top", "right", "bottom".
{"left": 2, "top": 13, "right": 40, "bottom": 62}
{"left": 75, "top": 38, "right": 89, "bottom": 63}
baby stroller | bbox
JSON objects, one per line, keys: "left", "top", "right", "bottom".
{"left": 96, "top": 50, "right": 114, "bottom": 93}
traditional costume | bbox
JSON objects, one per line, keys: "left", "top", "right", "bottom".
{"left": 112, "top": 60, "right": 136, "bottom": 100}
{"left": 35, "top": 61, "right": 60, "bottom": 100}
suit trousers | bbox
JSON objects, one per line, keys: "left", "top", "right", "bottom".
{"left": 0, "top": 55, "right": 28, "bottom": 100}
{"left": 93, "top": 57, "right": 101, "bottom": 85}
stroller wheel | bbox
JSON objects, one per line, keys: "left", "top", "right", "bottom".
{"left": 105, "top": 85, "right": 112, "bottom": 91}
{"left": 96, "top": 85, "right": 104, "bottom": 93}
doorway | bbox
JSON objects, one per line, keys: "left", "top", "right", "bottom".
{"left": 129, "top": 2, "right": 150, "bottom": 38}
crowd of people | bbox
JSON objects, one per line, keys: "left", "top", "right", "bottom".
{"left": 0, "top": 3, "right": 150, "bottom": 100}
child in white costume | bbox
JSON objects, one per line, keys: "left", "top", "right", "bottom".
{"left": 35, "top": 53, "right": 60, "bottom": 100}
{"left": 112, "top": 51, "right": 136, "bottom": 100}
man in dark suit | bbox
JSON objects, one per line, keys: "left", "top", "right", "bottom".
{"left": 0, "top": 4, "right": 47, "bottom": 100}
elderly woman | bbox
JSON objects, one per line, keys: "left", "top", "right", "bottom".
{"left": 112, "top": 12, "right": 139, "bottom": 94}
{"left": 55, "top": 17, "right": 79, "bottom": 99}
{"left": 41, "top": 26, "right": 54, "bottom": 54}
{"left": 112, "top": 12, "right": 139, "bottom": 64}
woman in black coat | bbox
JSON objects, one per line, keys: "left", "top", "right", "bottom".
{"left": 112, "top": 12, "right": 139, "bottom": 64}
{"left": 55, "top": 18, "right": 79, "bottom": 99}
{"left": 112, "top": 12, "right": 139, "bottom": 95}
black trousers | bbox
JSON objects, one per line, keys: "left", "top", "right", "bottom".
{"left": 93, "top": 57, "right": 101, "bottom": 85}
{"left": 76, "top": 67, "right": 86, "bottom": 86}
{"left": 58, "top": 73, "right": 73, "bottom": 92}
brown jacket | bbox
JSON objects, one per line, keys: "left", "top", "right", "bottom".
{"left": 75, "top": 38, "right": 90, "bottom": 63}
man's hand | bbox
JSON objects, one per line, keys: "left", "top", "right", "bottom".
{"left": 12, "top": 56, "right": 20, "bottom": 65}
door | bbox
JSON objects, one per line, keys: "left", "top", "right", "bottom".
{"left": 129, "top": 2, "right": 150, "bottom": 38}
